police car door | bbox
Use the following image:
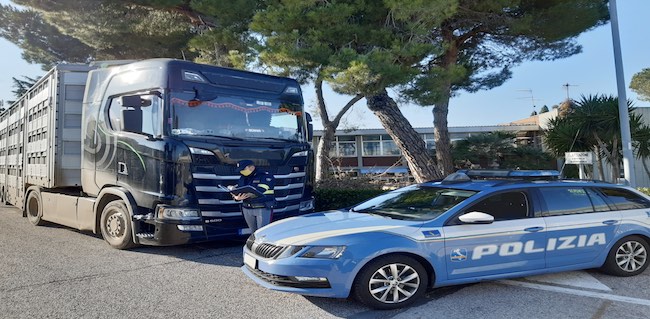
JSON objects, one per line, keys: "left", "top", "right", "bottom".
{"left": 536, "top": 187, "right": 620, "bottom": 268}
{"left": 443, "top": 189, "right": 546, "bottom": 280}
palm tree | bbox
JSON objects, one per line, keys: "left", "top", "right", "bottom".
{"left": 544, "top": 94, "right": 649, "bottom": 182}
{"left": 632, "top": 121, "right": 650, "bottom": 178}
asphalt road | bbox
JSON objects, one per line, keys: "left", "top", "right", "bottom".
{"left": 2, "top": 205, "right": 650, "bottom": 319}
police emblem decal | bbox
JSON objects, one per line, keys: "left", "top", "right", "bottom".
{"left": 421, "top": 230, "right": 441, "bottom": 238}
{"left": 450, "top": 248, "right": 468, "bottom": 262}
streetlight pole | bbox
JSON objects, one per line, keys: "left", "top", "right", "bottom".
{"left": 609, "top": 0, "right": 636, "bottom": 187}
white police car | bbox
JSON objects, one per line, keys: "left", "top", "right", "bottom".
{"left": 241, "top": 170, "right": 650, "bottom": 309}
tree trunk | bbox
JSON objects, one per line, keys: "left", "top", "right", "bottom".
{"left": 315, "top": 127, "right": 335, "bottom": 181}
{"left": 433, "top": 97, "right": 454, "bottom": 175}
{"left": 594, "top": 146, "right": 604, "bottom": 181}
{"left": 312, "top": 78, "right": 363, "bottom": 182}
{"left": 431, "top": 26, "right": 459, "bottom": 176}
{"left": 366, "top": 90, "right": 442, "bottom": 182}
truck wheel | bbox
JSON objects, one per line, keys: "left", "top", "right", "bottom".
{"left": 352, "top": 255, "right": 428, "bottom": 310}
{"left": 601, "top": 235, "right": 649, "bottom": 277}
{"left": 100, "top": 200, "right": 135, "bottom": 249}
{"left": 25, "top": 190, "right": 45, "bottom": 226}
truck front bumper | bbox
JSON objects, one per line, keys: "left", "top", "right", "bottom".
{"left": 136, "top": 220, "right": 244, "bottom": 246}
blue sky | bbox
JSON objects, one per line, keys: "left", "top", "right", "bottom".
{"left": 0, "top": 0, "right": 648, "bottom": 130}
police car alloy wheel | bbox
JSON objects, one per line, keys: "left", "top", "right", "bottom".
{"left": 601, "top": 235, "right": 649, "bottom": 277}
{"left": 353, "top": 255, "right": 428, "bottom": 309}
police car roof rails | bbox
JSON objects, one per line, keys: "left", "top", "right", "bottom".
{"left": 455, "top": 169, "right": 560, "bottom": 181}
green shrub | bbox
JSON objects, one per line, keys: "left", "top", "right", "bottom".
{"left": 638, "top": 188, "right": 650, "bottom": 196}
{"left": 314, "top": 188, "right": 386, "bottom": 211}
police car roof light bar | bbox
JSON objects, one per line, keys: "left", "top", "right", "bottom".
{"left": 455, "top": 169, "right": 560, "bottom": 180}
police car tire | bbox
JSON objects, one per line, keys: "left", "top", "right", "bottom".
{"left": 601, "top": 235, "right": 649, "bottom": 277}
{"left": 352, "top": 255, "right": 428, "bottom": 310}
{"left": 100, "top": 200, "right": 136, "bottom": 250}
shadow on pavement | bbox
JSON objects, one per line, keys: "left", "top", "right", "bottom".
{"left": 125, "top": 239, "right": 247, "bottom": 267}
{"left": 303, "top": 285, "right": 472, "bottom": 319}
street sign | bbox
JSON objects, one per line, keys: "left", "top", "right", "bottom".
{"left": 565, "top": 152, "right": 593, "bottom": 164}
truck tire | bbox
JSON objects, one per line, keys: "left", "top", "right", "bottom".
{"left": 100, "top": 200, "right": 135, "bottom": 249}
{"left": 25, "top": 190, "right": 45, "bottom": 226}
{"left": 601, "top": 235, "right": 649, "bottom": 277}
{"left": 352, "top": 255, "right": 428, "bottom": 310}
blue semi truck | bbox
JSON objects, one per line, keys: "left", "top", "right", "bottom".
{"left": 0, "top": 59, "right": 314, "bottom": 249}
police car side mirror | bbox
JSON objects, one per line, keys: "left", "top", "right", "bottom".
{"left": 459, "top": 211, "right": 494, "bottom": 224}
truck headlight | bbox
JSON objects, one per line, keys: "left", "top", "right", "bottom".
{"left": 157, "top": 206, "right": 201, "bottom": 220}
{"left": 299, "top": 199, "right": 314, "bottom": 211}
{"left": 299, "top": 246, "right": 346, "bottom": 259}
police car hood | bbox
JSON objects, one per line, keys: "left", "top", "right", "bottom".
{"left": 256, "top": 210, "right": 423, "bottom": 246}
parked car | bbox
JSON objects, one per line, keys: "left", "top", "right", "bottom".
{"left": 242, "top": 170, "right": 650, "bottom": 309}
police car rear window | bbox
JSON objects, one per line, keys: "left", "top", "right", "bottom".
{"left": 539, "top": 187, "right": 595, "bottom": 216}
{"left": 599, "top": 188, "right": 650, "bottom": 210}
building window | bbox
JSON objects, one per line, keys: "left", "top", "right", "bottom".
{"left": 381, "top": 135, "right": 400, "bottom": 156}
{"left": 362, "top": 135, "right": 401, "bottom": 156}
{"left": 328, "top": 136, "right": 357, "bottom": 157}
{"left": 422, "top": 133, "right": 436, "bottom": 150}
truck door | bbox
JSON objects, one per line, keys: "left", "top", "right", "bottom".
{"left": 109, "top": 93, "right": 165, "bottom": 200}
{"left": 443, "top": 190, "right": 546, "bottom": 280}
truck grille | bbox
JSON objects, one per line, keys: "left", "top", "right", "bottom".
{"left": 191, "top": 167, "right": 308, "bottom": 218}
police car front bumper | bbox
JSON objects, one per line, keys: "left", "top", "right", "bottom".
{"left": 241, "top": 246, "right": 354, "bottom": 298}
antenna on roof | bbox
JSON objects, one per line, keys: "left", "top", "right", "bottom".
{"left": 517, "top": 89, "right": 542, "bottom": 114}
{"left": 562, "top": 83, "right": 578, "bottom": 100}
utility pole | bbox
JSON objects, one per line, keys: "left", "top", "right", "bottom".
{"left": 609, "top": 0, "right": 636, "bottom": 186}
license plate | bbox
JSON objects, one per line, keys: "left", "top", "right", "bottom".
{"left": 243, "top": 253, "right": 257, "bottom": 269}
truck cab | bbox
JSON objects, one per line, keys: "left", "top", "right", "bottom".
{"left": 7, "top": 59, "right": 314, "bottom": 249}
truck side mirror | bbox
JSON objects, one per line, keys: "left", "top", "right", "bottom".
{"left": 121, "top": 95, "right": 151, "bottom": 107}
{"left": 306, "top": 112, "right": 313, "bottom": 141}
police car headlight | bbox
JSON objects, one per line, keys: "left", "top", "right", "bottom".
{"left": 157, "top": 206, "right": 201, "bottom": 220}
{"left": 299, "top": 246, "right": 346, "bottom": 259}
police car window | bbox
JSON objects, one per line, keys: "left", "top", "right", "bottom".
{"left": 465, "top": 191, "right": 529, "bottom": 221}
{"left": 351, "top": 185, "right": 476, "bottom": 221}
{"left": 599, "top": 188, "right": 650, "bottom": 210}
{"left": 539, "top": 187, "right": 593, "bottom": 216}
{"left": 585, "top": 188, "right": 611, "bottom": 212}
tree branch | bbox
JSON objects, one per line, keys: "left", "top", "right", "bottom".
{"left": 315, "top": 78, "right": 330, "bottom": 125}
{"left": 332, "top": 94, "right": 363, "bottom": 127}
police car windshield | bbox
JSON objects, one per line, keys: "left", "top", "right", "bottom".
{"left": 351, "top": 185, "right": 477, "bottom": 221}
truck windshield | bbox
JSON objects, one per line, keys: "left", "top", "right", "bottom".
{"left": 170, "top": 92, "right": 305, "bottom": 142}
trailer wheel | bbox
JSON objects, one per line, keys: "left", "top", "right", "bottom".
{"left": 100, "top": 200, "right": 135, "bottom": 249}
{"left": 25, "top": 190, "right": 45, "bottom": 226}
